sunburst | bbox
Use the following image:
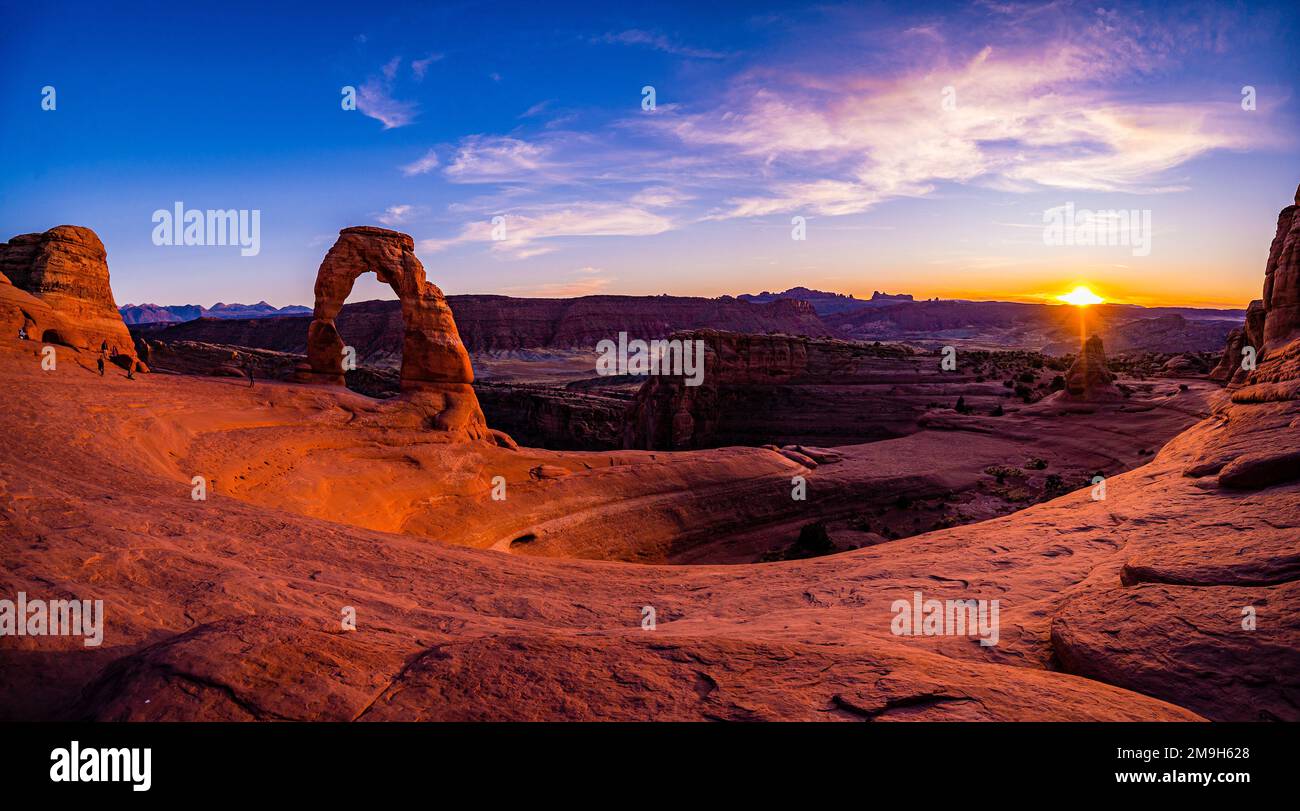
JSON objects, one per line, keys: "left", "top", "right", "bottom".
{"left": 1058, "top": 285, "right": 1104, "bottom": 306}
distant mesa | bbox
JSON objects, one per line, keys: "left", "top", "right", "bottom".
{"left": 0, "top": 225, "right": 143, "bottom": 370}
{"left": 296, "top": 226, "right": 491, "bottom": 439}
{"left": 737, "top": 286, "right": 913, "bottom": 316}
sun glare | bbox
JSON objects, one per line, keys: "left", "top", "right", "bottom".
{"left": 1058, "top": 285, "right": 1104, "bottom": 306}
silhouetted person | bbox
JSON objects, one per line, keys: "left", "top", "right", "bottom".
{"left": 96, "top": 356, "right": 105, "bottom": 376}
{"left": 237, "top": 353, "right": 254, "bottom": 387}
{"left": 126, "top": 365, "right": 135, "bottom": 380}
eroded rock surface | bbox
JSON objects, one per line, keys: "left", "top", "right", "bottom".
{"left": 1061, "top": 334, "right": 1119, "bottom": 400}
{"left": 0, "top": 225, "right": 141, "bottom": 369}
{"left": 301, "top": 226, "right": 488, "bottom": 437}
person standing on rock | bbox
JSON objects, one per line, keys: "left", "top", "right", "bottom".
{"left": 96, "top": 355, "right": 105, "bottom": 376}
{"left": 239, "top": 353, "right": 255, "bottom": 387}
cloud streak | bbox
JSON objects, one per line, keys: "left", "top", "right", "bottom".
{"left": 412, "top": 5, "right": 1284, "bottom": 257}
{"left": 357, "top": 57, "right": 418, "bottom": 129}
{"left": 595, "top": 29, "right": 729, "bottom": 59}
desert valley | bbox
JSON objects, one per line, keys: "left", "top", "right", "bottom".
{"left": 1, "top": 183, "right": 1297, "bottom": 724}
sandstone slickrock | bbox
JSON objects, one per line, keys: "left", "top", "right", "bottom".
{"left": 0, "top": 225, "right": 142, "bottom": 369}
{"left": 3, "top": 189, "right": 1299, "bottom": 723}
{"left": 300, "top": 226, "right": 488, "bottom": 437}
{"left": 1217, "top": 449, "right": 1300, "bottom": 490}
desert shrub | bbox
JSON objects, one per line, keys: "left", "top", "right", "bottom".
{"left": 1024, "top": 457, "right": 1048, "bottom": 470}
{"left": 983, "top": 465, "right": 1024, "bottom": 483}
{"left": 795, "top": 522, "right": 834, "bottom": 555}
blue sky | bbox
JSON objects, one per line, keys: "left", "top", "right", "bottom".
{"left": 2, "top": 0, "right": 1297, "bottom": 308}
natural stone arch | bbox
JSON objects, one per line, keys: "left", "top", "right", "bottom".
{"left": 300, "top": 226, "right": 488, "bottom": 436}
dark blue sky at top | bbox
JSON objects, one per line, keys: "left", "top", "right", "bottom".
{"left": 2, "top": 0, "right": 1297, "bottom": 307}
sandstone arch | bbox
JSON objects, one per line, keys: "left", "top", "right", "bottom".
{"left": 301, "top": 226, "right": 488, "bottom": 436}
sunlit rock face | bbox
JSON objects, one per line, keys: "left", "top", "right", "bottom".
{"left": 300, "top": 226, "right": 488, "bottom": 437}
{"left": 0, "top": 225, "right": 142, "bottom": 369}
{"left": 1261, "top": 185, "right": 1300, "bottom": 353}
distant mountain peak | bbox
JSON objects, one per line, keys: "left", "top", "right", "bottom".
{"left": 119, "top": 301, "right": 311, "bottom": 325}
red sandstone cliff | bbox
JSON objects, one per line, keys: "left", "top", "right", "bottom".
{"left": 0, "top": 225, "right": 141, "bottom": 369}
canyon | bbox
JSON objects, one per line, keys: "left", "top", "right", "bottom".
{"left": 1, "top": 184, "right": 1298, "bottom": 722}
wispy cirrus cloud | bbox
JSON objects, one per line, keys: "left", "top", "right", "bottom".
{"left": 641, "top": 19, "right": 1274, "bottom": 217}
{"left": 357, "top": 57, "right": 418, "bottom": 129}
{"left": 419, "top": 202, "right": 673, "bottom": 259}
{"left": 504, "top": 266, "right": 612, "bottom": 296}
{"left": 401, "top": 149, "right": 440, "bottom": 176}
{"left": 411, "top": 4, "right": 1285, "bottom": 258}
{"left": 375, "top": 204, "right": 418, "bottom": 226}
{"left": 411, "top": 52, "right": 443, "bottom": 80}
{"left": 594, "top": 29, "right": 730, "bottom": 59}
{"left": 444, "top": 135, "right": 552, "bottom": 182}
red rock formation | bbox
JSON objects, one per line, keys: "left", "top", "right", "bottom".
{"left": 1262, "top": 184, "right": 1300, "bottom": 352}
{"left": 0, "top": 225, "right": 142, "bottom": 369}
{"left": 1215, "top": 185, "right": 1300, "bottom": 392}
{"left": 2, "top": 202, "right": 1296, "bottom": 722}
{"left": 300, "top": 226, "right": 487, "bottom": 436}
{"left": 1209, "top": 327, "right": 1245, "bottom": 381}
{"left": 1061, "top": 334, "right": 1119, "bottom": 399}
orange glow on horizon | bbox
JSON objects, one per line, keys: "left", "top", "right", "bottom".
{"left": 1057, "top": 285, "right": 1105, "bottom": 307}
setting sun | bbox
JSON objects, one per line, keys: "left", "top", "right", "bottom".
{"left": 1058, "top": 286, "right": 1105, "bottom": 306}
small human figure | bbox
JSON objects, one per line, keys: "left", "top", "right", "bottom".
{"left": 235, "top": 352, "right": 254, "bottom": 387}
{"left": 96, "top": 355, "right": 105, "bottom": 376}
{"left": 17, "top": 326, "right": 28, "bottom": 341}
{"left": 126, "top": 364, "right": 135, "bottom": 380}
